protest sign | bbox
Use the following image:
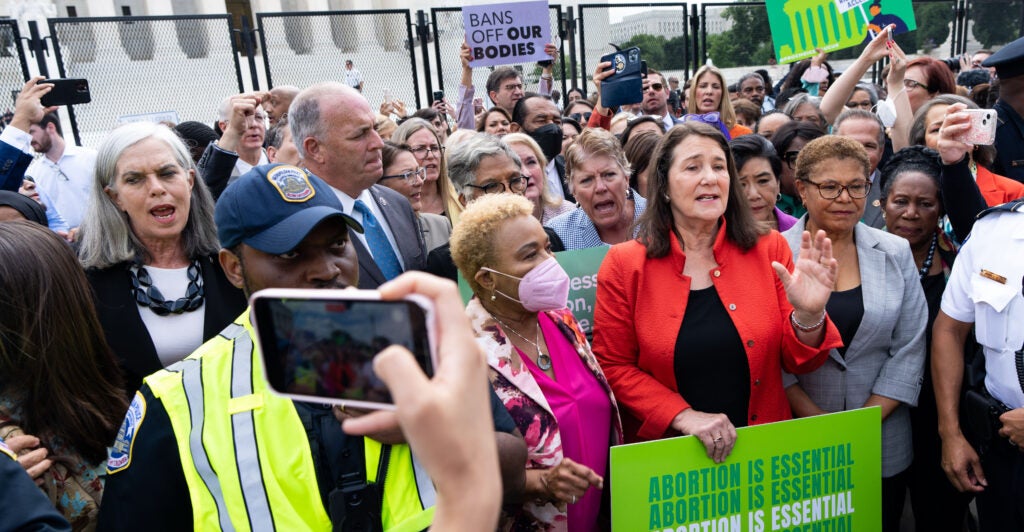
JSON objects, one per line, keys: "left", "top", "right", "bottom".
{"left": 765, "top": 0, "right": 916, "bottom": 64}
{"left": 463, "top": 0, "right": 551, "bottom": 68}
{"left": 458, "top": 246, "right": 608, "bottom": 333}
{"left": 611, "top": 408, "right": 881, "bottom": 531}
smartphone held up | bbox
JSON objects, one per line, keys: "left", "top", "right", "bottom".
{"left": 953, "top": 109, "right": 997, "bottom": 145}
{"left": 251, "top": 288, "right": 437, "bottom": 411}
{"left": 39, "top": 78, "right": 91, "bottom": 107}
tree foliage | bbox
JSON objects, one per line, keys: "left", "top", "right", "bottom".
{"left": 971, "top": 0, "right": 1022, "bottom": 48}
{"left": 706, "top": 5, "right": 776, "bottom": 67}
{"left": 618, "top": 33, "right": 690, "bottom": 71}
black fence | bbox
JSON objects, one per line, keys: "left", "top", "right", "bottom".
{"left": 47, "top": 15, "right": 243, "bottom": 146}
{"left": 0, "top": 20, "right": 30, "bottom": 125}
{"left": 1, "top": 1, "right": 1018, "bottom": 144}
{"left": 430, "top": 6, "right": 568, "bottom": 106}
{"left": 258, "top": 10, "right": 422, "bottom": 111}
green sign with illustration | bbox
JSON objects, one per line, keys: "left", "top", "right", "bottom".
{"left": 458, "top": 246, "right": 608, "bottom": 333}
{"left": 611, "top": 408, "right": 881, "bottom": 531}
{"left": 766, "top": 0, "right": 916, "bottom": 64}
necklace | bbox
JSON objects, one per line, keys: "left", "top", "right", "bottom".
{"left": 129, "top": 259, "right": 205, "bottom": 316}
{"left": 492, "top": 316, "right": 552, "bottom": 371}
{"left": 918, "top": 232, "right": 938, "bottom": 280}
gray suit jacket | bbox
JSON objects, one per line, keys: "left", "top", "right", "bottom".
{"left": 783, "top": 218, "right": 927, "bottom": 477}
{"left": 861, "top": 169, "right": 886, "bottom": 229}
{"left": 353, "top": 184, "right": 427, "bottom": 289}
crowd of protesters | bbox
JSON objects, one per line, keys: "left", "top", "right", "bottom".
{"left": 0, "top": 27, "right": 1023, "bottom": 532}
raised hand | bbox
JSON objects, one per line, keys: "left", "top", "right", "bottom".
{"left": 772, "top": 230, "right": 837, "bottom": 320}
{"left": 11, "top": 77, "right": 57, "bottom": 132}
{"left": 936, "top": 102, "right": 974, "bottom": 165}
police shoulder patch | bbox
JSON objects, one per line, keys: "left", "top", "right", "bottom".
{"left": 0, "top": 439, "right": 14, "bottom": 461}
{"left": 267, "top": 165, "right": 316, "bottom": 203}
{"left": 107, "top": 391, "right": 146, "bottom": 474}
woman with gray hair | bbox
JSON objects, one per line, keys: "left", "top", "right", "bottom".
{"left": 546, "top": 128, "right": 647, "bottom": 250}
{"left": 783, "top": 93, "right": 827, "bottom": 131}
{"left": 79, "top": 122, "right": 246, "bottom": 395}
{"left": 427, "top": 133, "right": 567, "bottom": 281}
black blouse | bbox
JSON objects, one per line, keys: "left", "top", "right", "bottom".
{"left": 673, "top": 286, "right": 750, "bottom": 428}
{"left": 826, "top": 286, "right": 864, "bottom": 357}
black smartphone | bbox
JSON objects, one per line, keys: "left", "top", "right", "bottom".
{"left": 432, "top": 90, "right": 445, "bottom": 104}
{"left": 39, "top": 78, "right": 91, "bottom": 107}
{"left": 250, "top": 288, "right": 436, "bottom": 410}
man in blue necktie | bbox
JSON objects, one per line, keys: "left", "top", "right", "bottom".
{"left": 288, "top": 82, "right": 427, "bottom": 288}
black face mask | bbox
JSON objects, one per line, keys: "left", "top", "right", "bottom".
{"left": 527, "top": 123, "right": 563, "bottom": 162}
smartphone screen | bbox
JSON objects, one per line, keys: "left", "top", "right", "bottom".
{"left": 253, "top": 297, "right": 432, "bottom": 404}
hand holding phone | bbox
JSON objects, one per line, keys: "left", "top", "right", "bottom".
{"left": 38, "top": 78, "right": 90, "bottom": 107}
{"left": 953, "top": 109, "right": 997, "bottom": 145}
{"left": 341, "top": 273, "right": 502, "bottom": 530}
{"left": 251, "top": 288, "right": 437, "bottom": 411}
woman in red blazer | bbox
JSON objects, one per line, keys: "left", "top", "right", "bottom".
{"left": 592, "top": 122, "right": 843, "bottom": 462}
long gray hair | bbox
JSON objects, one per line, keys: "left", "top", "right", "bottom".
{"left": 78, "top": 122, "right": 219, "bottom": 269}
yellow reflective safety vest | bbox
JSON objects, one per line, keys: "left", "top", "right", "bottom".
{"left": 145, "top": 310, "right": 435, "bottom": 531}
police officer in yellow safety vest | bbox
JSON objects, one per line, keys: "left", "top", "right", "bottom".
{"left": 99, "top": 164, "right": 443, "bottom": 531}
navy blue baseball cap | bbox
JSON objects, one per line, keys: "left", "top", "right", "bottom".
{"left": 216, "top": 164, "right": 362, "bottom": 254}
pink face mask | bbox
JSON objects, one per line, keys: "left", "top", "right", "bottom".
{"left": 481, "top": 257, "right": 570, "bottom": 312}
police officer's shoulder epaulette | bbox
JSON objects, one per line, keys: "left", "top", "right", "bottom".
{"left": 976, "top": 198, "right": 1024, "bottom": 220}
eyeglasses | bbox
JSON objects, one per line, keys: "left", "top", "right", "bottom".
{"left": 783, "top": 150, "right": 801, "bottom": 168}
{"left": 409, "top": 145, "right": 445, "bottom": 158}
{"left": 463, "top": 175, "right": 529, "bottom": 195}
{"left": 648, "top": 82, "right": 664, "bottom": 92}
{"left": 742, "top": 86, "right": 766, "bottom": 94}
{"left": 380, "top": 167, "right": 426, "bottom": 181}
{"left": 903, "top": 79, "right": 929, "bottom": 91}
{"left": 800, "top": 179, "right": 871, "bottom": 199}
{"left": 845, "top": 101, "right": 873, "bottom": 109}
{"left": 569, "top": 112, "right": 592, "bottom": 123}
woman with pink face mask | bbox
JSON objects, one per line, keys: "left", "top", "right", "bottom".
{"left": 450, "top": 193, "right": 622, "bottom": 532}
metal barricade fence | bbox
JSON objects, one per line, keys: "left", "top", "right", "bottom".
{"left": 0, "top": 20, "right": 30, "bottom": 125}
{"left": 430, "top": 6, "right": 566, "bottom": 118}
{"left": 577, "top": 3, "right": 690, "bottom": 98}
{"left": 47, "top": 15, "right": 243, "bottom": 147}
{"left": 257, "top": 10, "right": 422, "bottom": 111}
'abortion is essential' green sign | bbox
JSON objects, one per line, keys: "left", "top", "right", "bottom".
{"left": 611, "top": 407, "right": 881, "bottom": 531}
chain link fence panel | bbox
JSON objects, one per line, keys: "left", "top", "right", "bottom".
{"left": 430, "top": 6, "right": 565, "bottom": 119}
{"left": 0, "top": 20, "right": 30, "bottom": 131}
{"left": 577, "top": 3, "right": 689, "bottom": 98}
{"left": 48, "top": 15, "right": 243, "bottom": 147}
{"left": 258, "top": 10, "right": 421, "bottom": 112}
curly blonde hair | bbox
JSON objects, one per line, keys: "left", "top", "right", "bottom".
{"left": 794, "top": 135, "right": 870, "bottom": 183}
{"left": 450, "top": 193, "right": 535, "bottom": 295}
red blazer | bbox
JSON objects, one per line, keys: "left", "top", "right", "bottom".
{"left": 592, "top": 223, "right": 842, "bottom": 442}
{"left": 977, "top": 165, "right": 1024, "bottom": 206}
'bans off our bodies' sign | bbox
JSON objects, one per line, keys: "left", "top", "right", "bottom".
{"left": 463, "top": 0, "right": 551, "bottom": 68}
